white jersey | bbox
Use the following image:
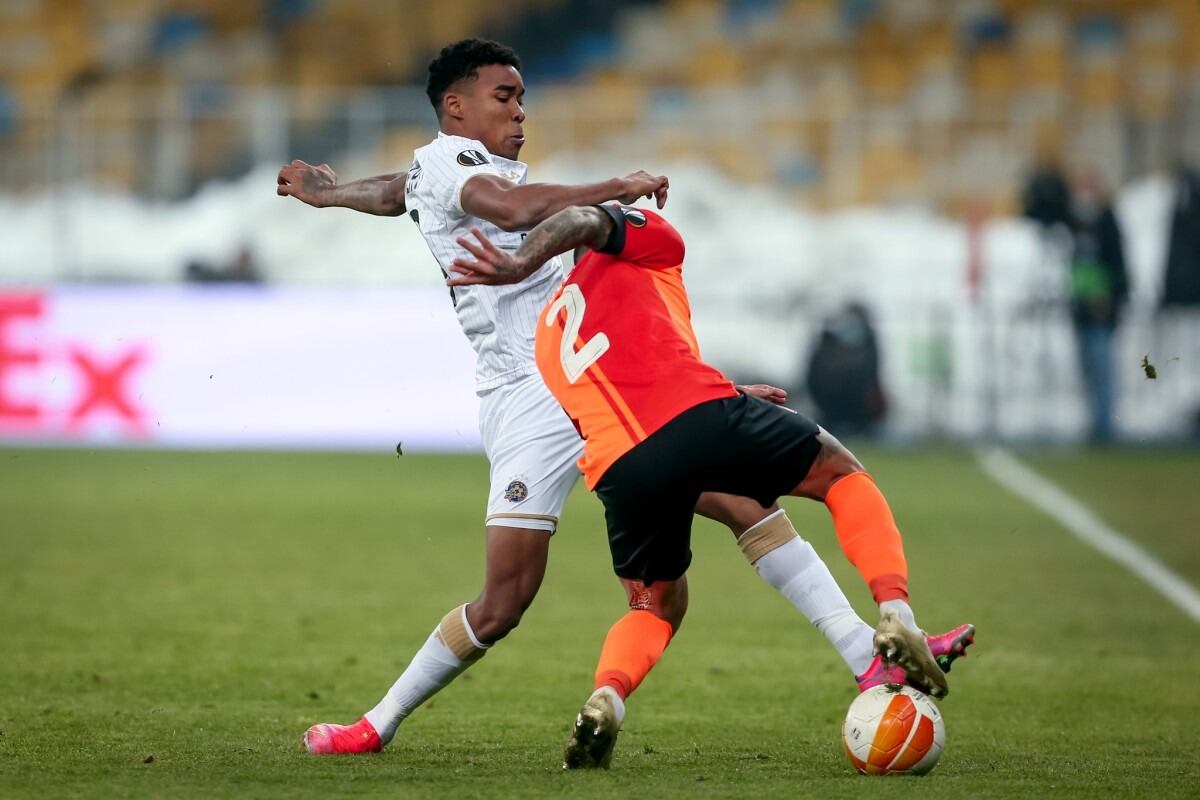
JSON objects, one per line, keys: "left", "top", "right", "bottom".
{"left": 406, "top": 132, "right": 565, "bottom": 392}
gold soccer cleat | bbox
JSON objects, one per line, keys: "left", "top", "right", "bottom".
{"left": 563, "top": 686, "right": 625, "bottom": 769}
{"left": 873, "top": 611, "right": 949, "bottom": 699}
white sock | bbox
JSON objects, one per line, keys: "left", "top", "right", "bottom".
{"left": 363, "top": 615, "right": 488, "bottom": 745}
{"left": 754, "top": 536, "right": 876, "bottom": 676}
{"left": 592, "top": 685, "right": 626, "bottom": 725}
{"left": 880, "top": 599, "right": 919, "bottom": 632}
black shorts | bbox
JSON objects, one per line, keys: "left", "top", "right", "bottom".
{"left": 594, "top": 393, "right": 822, "bottom": 584}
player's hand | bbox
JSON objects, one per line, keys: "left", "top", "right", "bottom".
{"left": 619, "top": 171, "right": 669, "bottom": 209}
{"left": 738, "top": 384, "right": 790, "bottom": 406}
{"left": 276, "top": 160, "right": 337, "bottom": 207}
{"left": 448, "top": 227, "right": 528, "bottom": 286}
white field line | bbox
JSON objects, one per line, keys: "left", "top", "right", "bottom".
{"left": 975, "top": 447, "right": 1200, "bottom": 623}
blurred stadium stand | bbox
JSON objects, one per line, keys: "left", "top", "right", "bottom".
{"left": 1, "top": 0, "right": 1197, "bottom": 205}
{"left": 1, "top": 0, "right": 1199, "bottom": 445}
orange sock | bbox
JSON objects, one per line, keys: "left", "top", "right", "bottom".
{"left": 825, "top": 471, "right": 909, "bottom": 604}
{"left": 593, "top": 610, "right": 674, "bottom": 700}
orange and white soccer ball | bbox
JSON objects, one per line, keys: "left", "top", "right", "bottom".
{"left": 842, "top": 685, "right": 944, "bottom": 775}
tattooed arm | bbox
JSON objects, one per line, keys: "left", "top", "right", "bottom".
{"left": 446, "top": 206, "right": 614, "bottom": 286}
{"left": 277, "top": 160, "right": 408, "bottom": 216}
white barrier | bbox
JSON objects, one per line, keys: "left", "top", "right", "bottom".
{"left": 0, "top": 287, "right": 482, "bottom": 450}
{"left": 1, "top": 284, "right": 1196, "bottom": 450}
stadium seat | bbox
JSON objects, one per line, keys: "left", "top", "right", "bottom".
{"left": 969, "top": 47, "right": 1015, "bottom": 102}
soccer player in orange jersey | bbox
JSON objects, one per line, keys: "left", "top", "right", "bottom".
{"left": 448, "top": 204, "right": 974, "bottom": 769}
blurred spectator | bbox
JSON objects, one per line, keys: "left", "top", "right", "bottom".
{"left": 1161, "top": 164, "right": 1200, "bottom": 444}
{"left": 804, "top": 302, "right": 886, "bottom": 436}
{"left": 1161, "top": 164, "right": 1200, "bottom": 308}
{"left": 1022, "top": 159, "right": 1072, "bottom": 231}
{"left": 1067, "top": 171, "right": 1128, "bottom": 442}
{"left": 184, "top": 245, "right": 263, "bottom": 284}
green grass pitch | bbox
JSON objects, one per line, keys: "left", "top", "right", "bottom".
{"left": 2, "top": 446, "right": 1198, "bottom": 798}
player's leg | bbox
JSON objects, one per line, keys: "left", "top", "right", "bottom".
{"left": 564, "top": 432, "right": 697, "bottom": 769}
{"left": 695, "top": 491, "right": 972, "bottom": 692}
{"left": 465, "top": 372, "right": 587, "bottom": 644}
{"left": 698, "top": 395, "right": 971, "bottom": 696}
{"left": 466, "top": 524, "right": 550, "bottom": 641}
{"left": 305, "top": 376, "right": 580, "bottom": 754}
{"left": 354, "top": 525, "right": 549, "bottom": 746}
{"left": 565, "top": 575, "right": 687, "bottom": 770}
{"left": 694, "top": 492, "right": 875, "bottom": 677}
{"left": 360, "top": 376, "right": 582, "bottom": 746}
{"left": 305, "top": 525, "right": 551, "bottom": 754}
{"left": 789, "top": 427, "right": 951, "bottom": 697}
{"left": 594, "top": 576, "right": 688, "bottom": 696}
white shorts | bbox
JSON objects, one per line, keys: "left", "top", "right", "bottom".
{"left": 479, "top": 372, "right": 583, "bottom": 533}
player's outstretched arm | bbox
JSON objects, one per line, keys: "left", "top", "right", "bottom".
{"left": 460, "top": 170, "right": 667, "bottom": 232}
{"left": 448, "top": 206, "right": 613, "bottom": 286}
{"left": 276, "top": 160, "right": 408, "bottom": 216}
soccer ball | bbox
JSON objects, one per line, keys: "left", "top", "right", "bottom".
{"left": 841, "top": 685, "right": 944, "bottom": 775}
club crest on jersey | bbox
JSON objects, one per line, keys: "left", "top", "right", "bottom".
{"left": 457, "top": 149, "right": 489, "bottom": 167}
{"left": 620, "top": 207, "right": 647, "bottom": 227}
{"left": 504, "top": 479, "right": 529, "bottom": 503}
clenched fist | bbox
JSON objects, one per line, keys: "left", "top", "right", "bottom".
{"left": 277, "top": 160, "right": 338, "bottom": 207}
{"left": 618, "top": 171, "right": 669, "bottom": 209}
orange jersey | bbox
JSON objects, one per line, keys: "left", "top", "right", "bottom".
{"left": 534, "top": 206, "right": 738, "bottom": 488}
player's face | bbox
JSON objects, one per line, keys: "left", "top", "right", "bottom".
{"left": 459, "top": 64, "right": 526, "bottom": 160}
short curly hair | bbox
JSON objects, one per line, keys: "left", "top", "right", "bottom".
{"left": 426, "top": 38, "right": 522, "bottom": 117}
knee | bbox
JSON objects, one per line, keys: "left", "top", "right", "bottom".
{"left": 469, "top": 592, "right": 531, "bottom": 643}
{"left": 825, "top": 450, "right": 864, "bottom": 486}
{"left": 698, "top": 493, "right": 779, "bottom": 538}
{"left": 629, "top": 579, "right": 688, "bottom": 633}
{"left": 799, "top": 433, "right": 866, "bottom": 500}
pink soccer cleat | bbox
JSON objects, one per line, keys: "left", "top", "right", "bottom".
{"left": 927, "top": 623, "right": 975, "bottom": 673}
{"left": 854, "top": 653, "right": 908, "bottom": 693}
{"left": 303, "top": 717, "right": 382, "bottom": 755}
{"left": 855, "top": 623, "right": 976, "bottom": 694}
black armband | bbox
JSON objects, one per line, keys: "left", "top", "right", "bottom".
{"left": 593, "top": 204, "right": 627, "bottom": 256}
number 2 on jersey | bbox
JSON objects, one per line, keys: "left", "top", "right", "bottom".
{"left": 546, "top": 285, "right": 609, "bottom": 383}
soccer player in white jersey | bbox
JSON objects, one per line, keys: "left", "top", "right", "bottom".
{"left": 277, "top": 38, "right": 970, "bottom": 757}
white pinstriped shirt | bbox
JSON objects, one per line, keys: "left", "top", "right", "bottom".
{"left": 405, "top": 132, "right": 565, "bottom": 392}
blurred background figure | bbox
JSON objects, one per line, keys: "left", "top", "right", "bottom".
{"left": 1160, "top": 162, "right": 1200, "bottom": 438}
{"left": 1162, "top": 163, "right": 1200, "bottom": 309}
{"left": 804, "top": 303, "right": 886, "bottom": 437}
{"left": 1022, "top": 159, "right": 1072, "bottom": 234}
{"left": 1066, "top": 171, "right": 1127, "bottom": 443}
{"left": 184, "top": 244, "right": 263, "bottom": 284}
